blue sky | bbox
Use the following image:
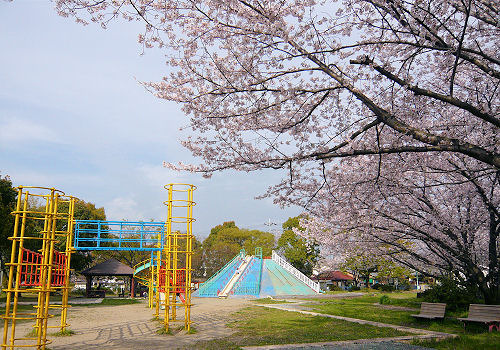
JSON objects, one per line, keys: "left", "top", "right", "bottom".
{"left": 0, "top": 1, "right": 300, "bottom": 238}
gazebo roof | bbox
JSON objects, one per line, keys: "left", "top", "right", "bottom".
{"left": 81, "top": 258, "right": 134, "bottom": 276}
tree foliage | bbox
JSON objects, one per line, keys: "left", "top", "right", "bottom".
{"left": 53, "top": 0, "right": 499, "bottom": 301}
{"left": 340, "top": 252, "right": 411, "bottom": 287}
{"left": 65, "top": 199, "right": 107, "bottom": 271}
{"left": 199, "top": 221, "right": 274, "bottom": 277}
{"left": 0, "top": 174, "right": 17, "bottom": 275}
{"left": 277, "top": 216, "right": 320, "bottom": 276}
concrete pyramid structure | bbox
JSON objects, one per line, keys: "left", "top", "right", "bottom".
{"left": 194, "top": 249, "right": 320, "bottom": 298}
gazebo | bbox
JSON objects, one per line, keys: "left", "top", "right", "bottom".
{"left": 81, "top": 258, "right": 135, "bottom": 298}
{"left": 312, "top": 270, "right": 354, "bottom": 291}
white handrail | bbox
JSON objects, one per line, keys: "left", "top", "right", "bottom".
{"left": 218, "top": 255, "right": 252, "bottom": 297}
{"left": 272, "top": 251, "right": 320, "bottom": 293}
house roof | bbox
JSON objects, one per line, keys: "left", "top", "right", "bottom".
{"left": 81, "top": 258, "right": 134, "bottom": 276}
{"left": 312, "top": 270, "right": 353, "bottom": 281}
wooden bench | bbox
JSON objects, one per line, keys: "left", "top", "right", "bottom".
{"left": 458, "top": 304, "right": 500, "bottom": 332}
{"left": 411, "top": 302, "right": 446, "bottom": 320}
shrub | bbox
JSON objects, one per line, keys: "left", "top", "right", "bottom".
{"left": 349, "top": 285, "right": 361, "bottom": 291}
{"left": 380, "top": 284, "right": 395, "bottom": 292}
{"left": 379, "top": 295, "right": 390, "bottom": 305}
{"left": 328, "top": 285, "right": 343, "bottom": 291}
{"left": 421, "top": 275, "right": 480, "bottom": 311}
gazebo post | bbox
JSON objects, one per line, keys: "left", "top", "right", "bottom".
{"left": 131, "top": 276, "right": 135, "bottom": 298}
{"left": 85, "top": 275, "right": 92, "bottom": 298}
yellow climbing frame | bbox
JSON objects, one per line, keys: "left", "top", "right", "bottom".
{"left": 161, "top": 183, "right": 196, "bottom": 332}
{"left": 1, "top": 186, "right": 76, "bottom": 350}
{"left": 2, "top": 183, "right": 196, "bottom": 347}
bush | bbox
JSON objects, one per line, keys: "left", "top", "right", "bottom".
{"left": 379, "top": 295, "right": 390, "bottom": 305}
{"left": 349, "top": 285, "right": 361, "bottom": 291}
{"left": 421, "top": 275, "right": 480, "bottom": 311}
{"left": 372, "top": 283, "right": 382, "bottom": 290}
{"left": 328, "top": 285, "right": 343, "bottom": 291}
{"left": 380, "top": 284, "right": 395, "bottom": 292}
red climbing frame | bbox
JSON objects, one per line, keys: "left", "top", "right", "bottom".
{"left": 20, "top": 249, "right": 42, "bottom": 287}
{"left": 158, "top": 266, "right": 186, "bottom": 294}
{"left": 52, "top": 250, "right": 67, "bottom": 287}
{"left": 20, "top": 248, "right": 67, "bottom": 287}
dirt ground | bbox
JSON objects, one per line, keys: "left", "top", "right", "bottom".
{"left": 3, "top": 297, "right": 252, "bottom": 349}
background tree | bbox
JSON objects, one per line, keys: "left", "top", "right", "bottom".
{"left": 0, "top": 174, "right": 17, "bottom": 278}
{"left": 301, "top": 158, "right": 499, "bottom": 302}
{"left": 340, "top": 252, "right": 412, "bottom": 288}
{"left": 0, "top": 176, "right": 106, "bottom": 274}
{"left": 276, "top": 216, "right": 320, "bottom": 276}
{"left": 54, "top": 1, "right": 499, "bottom": 301}
{"left": 59, "top": 199, "right": 107, "bottom": 271}
{"left": 199, "top": 221, "right": 274, "bottom": 277}
{"left": 191, "top": 236, "right": 204, "bottom": 279}
{"left": 340, "top": 253, "right": 379, "bottom": 288}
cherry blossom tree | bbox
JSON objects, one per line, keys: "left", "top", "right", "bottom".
{"left": 297, "top": 154, "right": 499, "bottom": 302}
{"left": 53, "top": 1, "right": 498, "bottom": 300}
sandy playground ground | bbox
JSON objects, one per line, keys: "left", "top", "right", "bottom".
{"left": 3, "top": 297, "right": 252, "bottom": 350}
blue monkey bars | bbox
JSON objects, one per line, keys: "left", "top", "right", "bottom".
{"left": 73, "top": 220, "right": 166, "bottom": 251}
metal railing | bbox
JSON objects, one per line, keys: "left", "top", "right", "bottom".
{"left": 232, "top": 256, "right": 259, "bottom": 296}
{"left": 271, "top": 251, "right": 320, "bottom": 293}
{"left": 197, "top": 249, "right": 245, "bottom": 296}
{"left": 74, "top": 220, "right": 166, "bottom": 251}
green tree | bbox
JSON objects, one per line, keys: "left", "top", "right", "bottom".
{"left": 59, "top": 199, "right": 107, "bottom": 271}
{"left": 276, "top": 216, "right": 320, "bottom": 276}
{"left": 340, "top": 254, "right": 381, "bottom": 287}
{"left": 0, "top": 175, "right": 17, "bottom": 276}
{"left": 340, "top": 253, "right": 411, "bottom": 288}
{"left": 200, "top": 221, "right": 274, "bottom": 277}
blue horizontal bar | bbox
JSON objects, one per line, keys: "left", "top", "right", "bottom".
{"left": 76, "top": 247, "right": 163, "bottom": 251}
{"left": 74, "top": 220, "right": 168, "bottom": 251}
{"left": 75, "top": 220, "right": 166, "bottom": 226}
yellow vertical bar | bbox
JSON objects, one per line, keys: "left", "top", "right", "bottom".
{"left": 39, "top": 190, "right": 58, "bottom": 349}
{"left": 35, "top": 192, "right": 51, "bottom": 338}
{"left": 9, "top": 190, "right": 30, "bottom": 349}
{"left": 154, "top": 246, "right": 161, "bottom": 318}
{"left": 163, "top": 184, "right": 173, "bottom": 331}
{"left": 60, "top": 196, "right": 75, "bottom": 332}
{"left": 2, "top": 187, "right": 23, "bottom": 349}
{"left": 185, "top": 185, "right": 193, "bottom": 331}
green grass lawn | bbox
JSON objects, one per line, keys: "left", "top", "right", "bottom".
{"left": 71, "top": 297, "right": 140, "bottom": 307}
{"left": 193, "top": 306, "right": 410, "bottom": 349}
{"left": 253, "top": 298, "right": 291, "bottom": 304}
{"left": 306, "top": 292, "right": 500, "bottom": 349}
{"left": 308, "top": 294, "right": 464, "bottom": 334}
{"left": 414, "top": 332, "right": 500, "bottom": 349}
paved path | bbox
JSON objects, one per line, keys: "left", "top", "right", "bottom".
{"left": 0, "top": 297, "right": 104, "bottom": 307}
{"left": 1, "top": 297, "right": 456, "bottom": 349}
{"left": 1, "top": 297, "right": 252, "bottom": 350}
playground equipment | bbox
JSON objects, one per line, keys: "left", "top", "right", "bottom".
{"left": 1, "top": 183, "right": 196, "bottom": 349}
{"left": 73, "top": 184, "right": 196, "bottom": 332}
{"left": 2, "top": 187, "right": 76, "bottom": 350}
{"left": 195, "top": 248, "right": 320, "bottom": 298}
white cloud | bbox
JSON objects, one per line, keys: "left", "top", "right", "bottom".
{"left": 0, "top": 117, "right": 64, "bottom": 145}
{"left": 136, "top": 164, "right": 187, "bottom": 188}
{"left": 9, "top": 171, "right": 99, "bottom": 190}
{"left": 105, "top": 196, "right": 143, "bottom": 221}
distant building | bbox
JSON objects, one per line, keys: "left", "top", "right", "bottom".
{"left": 312, "top": 270, "right": 353, "bottom": 291}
